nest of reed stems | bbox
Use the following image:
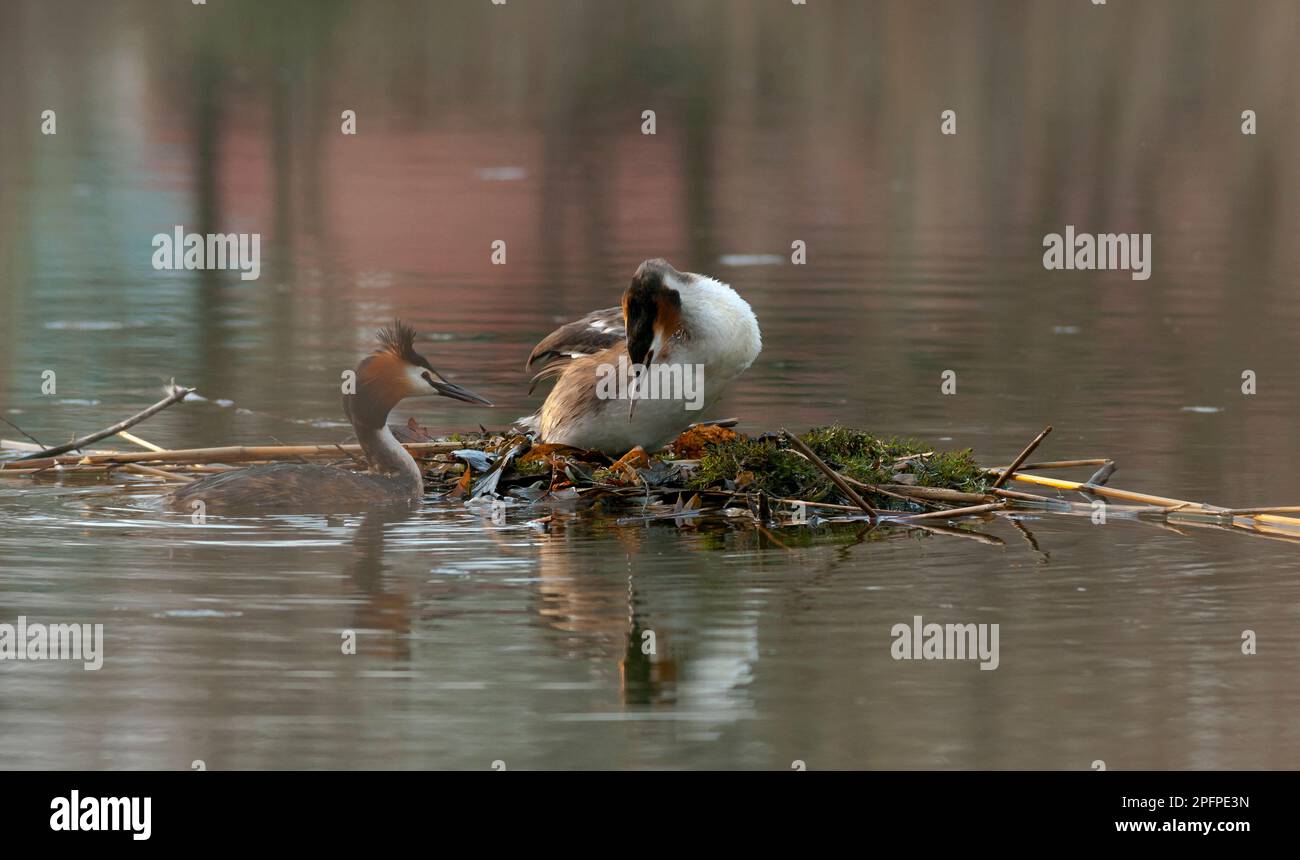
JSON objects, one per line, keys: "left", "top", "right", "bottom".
{"left": 5, "top": 385, "right": 1300, "bottom": 546}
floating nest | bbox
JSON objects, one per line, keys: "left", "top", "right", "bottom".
{"left": 4, "top": 384, "right": 1300, "bottom": 545}
{"left": 387, "top": 419, "right": 1300, "bottom": 543}
{"left": 421, "top": 421, "right": 987, "bottom": 515}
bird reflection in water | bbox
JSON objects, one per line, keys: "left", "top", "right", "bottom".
{"left": 529, "top": 518, "right": 680, "bottom": 708}
{"left": 340, "top": 507, "right": 422, "bottom": 662}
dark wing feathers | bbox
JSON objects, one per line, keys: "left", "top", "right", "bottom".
{"left": 526, "top": 307, "right": 625, "bottom": 373}
{"left": 527, "top": 362, "right": 569, "bottom": 395}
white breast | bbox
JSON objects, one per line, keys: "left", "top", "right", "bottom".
{"left": 675, "top": 274, "right": 762, "bottom": 404}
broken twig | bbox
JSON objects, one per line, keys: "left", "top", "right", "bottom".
{"left": 14, "top": 382, "right": 194, "bottom": 461}
{"left": 989, "top": 425, "right": 1053, "bottom": 490}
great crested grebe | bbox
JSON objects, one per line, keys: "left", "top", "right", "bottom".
{"left": 520, "top": 259, "right": 761, "bottom": 455}
{"left": 167, "top": 321, "right": 491, "bottom": 513}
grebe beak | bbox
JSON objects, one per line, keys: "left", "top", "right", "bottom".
{"left": 627, "top": 348, "right": 653, "bottom": 421}
{"left": 431, "top": 378, "right": 494, "bottom": 406}
{"left": 415, "top": 358, "right": 493, "bottom": 405}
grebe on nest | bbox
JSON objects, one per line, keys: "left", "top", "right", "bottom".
{"left": 520, "top": 259, "right": 761, "bottom": 456}
{"left": 167, "top": 321, "right": 491, "bottom": 513}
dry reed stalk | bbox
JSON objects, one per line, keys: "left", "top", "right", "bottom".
{"left": 997, "top": 471, "right": 1300, "bottom": 533}
{"left": 121, "top": 463, "right": 193, "bottom": 483}
{"left": 989, "top": 426, "right": 1053, "bottom": 490}
{"left": 772, "top": 497, "right": 862, "bottom": 513}
{"left": 896, "top": 501, "right": 1007, "bottom": 522}
{"left": 876, "top": 484, "right": 992, "bottom": 504}
{"left": 1, "top": 441, "right": 460, "bottom": 471}
{"left": 838, "top": 475, "right": 947, "bottom": 508}
{"left": 991, "top": 487, "right": 1063, "bottom": 504}
{"left": 987, "top": 458, "right": 1110, "bottom": 471}
{"left": 14, "top": 383, "right": 194, "bottom": 461}
{"left": 117, "top": 431, "right": 166, "bottom": 452}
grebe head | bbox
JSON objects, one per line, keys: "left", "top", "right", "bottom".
{"left": 622, "top": 259, "right": 684, "bottom": 369}
{"left": 375, "top": 320, "right": 492, "bottom": 405}
{"left": 346, "top": 321, "right": 491, "bottom": 429}
{"left": 622, "top": 260, "right": 686, "bottom": 420}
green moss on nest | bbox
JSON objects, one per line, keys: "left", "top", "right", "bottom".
{"left": 801, "top": 425, "right": 889, "bottom": 459}
{"left": 686, "top": 425, "right": 988, "bottom": 509}
{"left": 686, "top": 437, "right": 822, "bottom": 498}
{"left": 512, "top": 458, "right": 551, "bottom": 477}
{"left": 905, "top": 449, "right": 987, "bottom": 493}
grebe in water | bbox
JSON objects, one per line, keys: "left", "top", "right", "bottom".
{"left": 167, "top": 321, "right": 491, "bottom": 513}
{"left": 520, "top": 259, "right": 761, "bottom": 455}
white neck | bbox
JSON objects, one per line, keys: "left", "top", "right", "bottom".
{"left": 356, "top": 421, "right": 423, "bottom": 496}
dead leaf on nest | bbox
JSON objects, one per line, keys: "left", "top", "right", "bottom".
{"left": 445, "top": 464, "right": 474, "bottom": 498}
{"left": 671, "top": 423, "right": 740, "bottom": 459}
{"left": 611, "top": 446, "right": 650, "bottom": 470}
{"left": 519, "top": 442, "right": 588, "bottom": 465}
{"left": 607, "top": 445, "right": 649, "bottom": 483}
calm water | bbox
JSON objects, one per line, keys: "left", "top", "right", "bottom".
{"left": 2, "top": 0, "right": 1299, "bottom": 769}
